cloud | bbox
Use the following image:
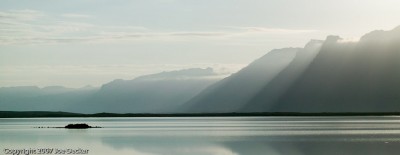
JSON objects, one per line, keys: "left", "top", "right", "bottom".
{"left": 336, "top": 37, "right": 360, "bottom": 43}
{"left": 61, "top": 13, "right": 92, "bottom": 18}
{"left": 169, "top": 32, "right": 228, "bottom": 37}
{"left": 0, "top": 10, "right": 232, "bottom": 44}
{"left": 0, "top": 9, "right": 44, "bottom": 21}
{"left": 0, "top": 63, "right": 245, "bottom": 87}
{"left": 0, "top": 9, "right": 319, "bottom": 45}
{"left": 0, "top": 10, "right": 96, "bottom": 44}
{"left": 241, "top": 27, "right": 317, "bottom": 34}
{"left": 223, "top": 26, "right": 318, "bottom": 35}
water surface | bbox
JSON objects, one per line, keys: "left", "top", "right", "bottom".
{"left": 1, "top": 116, "right": 400, "bottom": 155}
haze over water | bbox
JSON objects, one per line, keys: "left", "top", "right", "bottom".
{"left": 2, "top": 116, "right": 400, "bottom": 155}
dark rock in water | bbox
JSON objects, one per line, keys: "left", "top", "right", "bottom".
{"left": 34, "top": 123, "right": 101, "bottom": 129}
{"left": 64, "top": 123, "right": 99, "bottom": 129}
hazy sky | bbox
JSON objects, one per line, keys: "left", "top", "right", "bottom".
{"left": 1, "top": 0, "right": 399, "bottom": 87}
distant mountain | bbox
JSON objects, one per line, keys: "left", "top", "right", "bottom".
{"left": 72, "top": 68, "right": 221, "bottom": 113}
{"left": 0, "top": 68, "right": 222, "bottom": 113}
{"left": 183, "top": 48, "right": 299, "bottom": 112}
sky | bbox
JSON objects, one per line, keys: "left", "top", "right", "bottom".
{"left": 1, "top": 0, "right": 399, "bottom": 88}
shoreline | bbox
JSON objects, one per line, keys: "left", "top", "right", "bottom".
{"left": 2, "top": 111, "right": 400, "bottom": 118}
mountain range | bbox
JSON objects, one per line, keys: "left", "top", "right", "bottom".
{"left": 1, "top": 26, "right": 400, "bottom": 113}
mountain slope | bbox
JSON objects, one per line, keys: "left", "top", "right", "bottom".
{"left": 241, "top": 40, "right": 323, "bottom": 112}
{"left": 183, "top": 48, "right": 299, "bottom": 112}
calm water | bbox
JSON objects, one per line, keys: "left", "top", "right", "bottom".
{"left": 2, "top": 116, "right": 400, "bottom": 155}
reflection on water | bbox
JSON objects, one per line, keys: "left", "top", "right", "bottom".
{"left": 2, "top": 117, "right": 400, "bottom": 155}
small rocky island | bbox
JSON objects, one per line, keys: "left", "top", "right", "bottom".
{"left": 36, "top": 123, "right": 101, "bottom": 129}
{"left": 64, "top": 123, "right": 101, "bottom": 129}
